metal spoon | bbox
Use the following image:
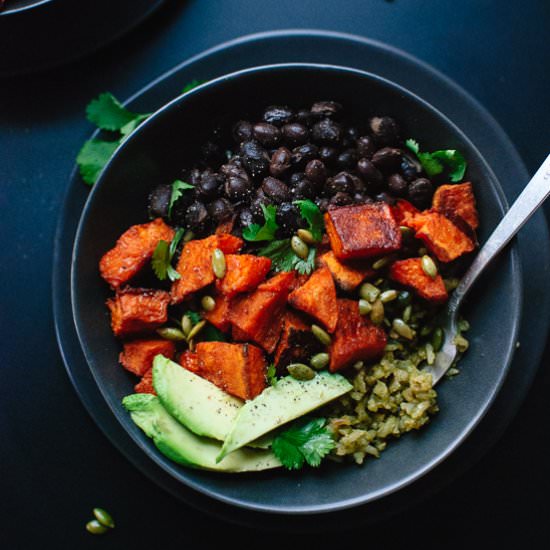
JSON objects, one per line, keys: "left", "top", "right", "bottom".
{"left": 426, "top": 154, "right": 550, "bottom": 385}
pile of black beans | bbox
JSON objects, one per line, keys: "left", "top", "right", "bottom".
{"left": 148, "top": 101, "right": 435, "bottom": 237}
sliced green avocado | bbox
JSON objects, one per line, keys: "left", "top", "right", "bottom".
{"left": 122, "top": 394, "right": 281, "bottom": 472}
{"left": 217, "top": 371, "right": 352, "bottom": 462}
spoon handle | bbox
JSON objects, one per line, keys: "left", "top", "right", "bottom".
{"left": 450, "top": 153, "right": 550, "bottom": 308}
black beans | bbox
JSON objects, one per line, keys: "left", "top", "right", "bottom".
{"left": 197, "top": 172, "right": 224, "bottom": 199}
{"left": 282, "top": 122, "right": 309, "bottom": 146}
{"left": 240, "top": 140, "right": 270, "bottom": 178}
{"left": 356, "top": 135, "right": 376, "bottom": 159}
{"left": 400, "top": 153, "right": 422, "bottom": 181}
{"left": 148, "top": 183, "right": 172, "bottom": 219}
{"left": 262, "top": 105, "right": 294, "bottom": 126}
{"left": 311, "top": 101, "right": 342, "bottom": 118}
{"left": 232, "top": 120, "right": 253, "bottom": 143}
{"left": 269, "top": 147, "right": 292, "bottom": 177}
{"left": 325, "top": 171, "right": 355, "bottom": 195}
{"left": 337, "top": 148, "right": 358, "bottom": 169}
{"left": 185, "top": 201, "right": 208, "bottom": 230}
{"left": 329, "top": 192, "right": 354, "bottom": 207}
{"left": 291, "top": 178, "right": 316, "bottom": 199}
{"left": 408, "top": 177, "right": 434, "bottom": 208}
{"left": 318, "top": 145, "right": 338, "bottom": 166}
{"left": 357, "top": 158, "right": 383, "bottom": 187}
{"left": 276, "top": 202, "right": 303, "bottom": 235}
{"left": 238, "top": 207, "right": 254, "bottom": 228}
{"left": 371, "top": 147, "right": 403, "bottom": 172}
{"left": 304, "top": 159, "right": 327, "bottom": 185}
{"left": 311, "top": 118, "right": 342, "bottom": 144}
{"left": 261, "top": 176, "right": 291, "bottom": 204}
{"left": 224, "top": 167, "right": 253, "bottom": 200}
{"left": 208, "top": 198, "right": 234, "bottom": 222}
{"left": 387, "top": 173, "right": 408, "bottom": 197}
{"left": 369, "top": 116, "right": 400, "bottom": 146}
{"left": 291, "top": 143, "right": 319, "bottom": 168}
{"left": 253, "top": 122, "right": 281, "bottom": 148}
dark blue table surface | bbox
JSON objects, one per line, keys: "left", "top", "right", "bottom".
{"left": 2, "top": 1, "right": 549, "bottom": 547}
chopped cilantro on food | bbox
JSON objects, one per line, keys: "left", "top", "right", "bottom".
{"left": 405, "top": 138, "right": 467, "bottom": 182}
{"left": 257, "top": 238, "right": 316, "bottom": 275}
{"left": 184, "top": 310, "right": 202, "bottom": 324}
{"left": 242, "top": 204, "right": 279, "bottom": 241}
{"left": 294, "top": 199, "right": 324, "bottom": 241}
{"left": 272, "top": 418, "right": 335, "bottom": 469}
{"left": 168, "top": 179, "right": 195, "bottom": 218}
{"left": 266, "top": 364, "right": 278, "bottom": 386}
{"left": 151, "top": 228, "right": 184, "bottom": 281}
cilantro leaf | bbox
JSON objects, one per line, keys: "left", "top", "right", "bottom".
{"left": 86, "top": 92, "right": 150, "bottom": 132}
{"left": 199, "top": 324, "right": 228, "bottom": 342}
{"left": 405, "top": 138, "right": 467, "bottom": 182}
{"left": 168, "top": 179, "right": 195, "bottom": 218}
{"left": 272, "top": 418, "right": 335, "bottom": 470}
{"left": 76, "top": 138, "right": 121, "bottom": 185}
{"left": 257, "top": 238, "right": 316, "bottom": 275}
{"left": 242, "top": 204, "right": 279, "bottom": 242}
{"left": 182, "top": 79, "right": 206, "bottom": 93}
{"left": 294, "top": 199, "right": 324, "bottom": 241}
{"left": 266, "top": 364, "right": 277, "bottom": 387}
{"left": 151, "top": 228, "right": 184, "bottom": 281}
{"left": 184, "top": 310, "right": 202, "bottom": 324}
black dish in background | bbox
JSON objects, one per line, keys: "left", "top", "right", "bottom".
{"left": 0, "top": 0, "right": 165, "bottom": 77}
{"left": 53, "top": 30, "right": 550, "bottom": 530}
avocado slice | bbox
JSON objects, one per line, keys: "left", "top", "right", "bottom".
{"left": 122, "top": 394, "right": 281, "bottom": 472}
{"left": 217, "top": 372, "right": 352, "bottom": 462}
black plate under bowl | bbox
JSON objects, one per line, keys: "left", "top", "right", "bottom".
{"left": 0, "top": 0, "right": 165, "bottom": 77}
{"left": 70, "top": 63, "right": 521, "bottom": 515}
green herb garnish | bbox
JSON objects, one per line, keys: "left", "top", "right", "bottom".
{"left": 257, "top": 239, "right": 316, "bottom": 275}
{"left": 405, "top": 138, "right": 467, "bottom": 183}
{"left": 272, "top": 418, "right": 335, "bottom": 470}
{"left": 199, "top": 324, "right": 228, "bottom": 342}
{"left": 294, "top": 199, "right": 324, "bottom": 241}
{"left": 76, "top": 139, "right": 121, "bottom": 186}
{"left": 266, "top": 364, "right": 278, "bottom": 387}
{"left": 151, "top": 228, "right": 184, "bottom": 281}
{"left": 182, "top": 79, "right": 206, "bottom": 93}
{"left": 85, "top": 92, "right": 151, "bottom": 133}
{"left": 184, "top": 310, "right": 202, "bottom": 324}
{"left": 168, "top": 179, "right": 195, "bottom": 218}
{"left": 242, "top": 204, "right": 279, "bottom": 242}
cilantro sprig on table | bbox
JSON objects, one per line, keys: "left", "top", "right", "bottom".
{"left": 272, "top": 418, "right": 335, "bottom": 470}
{"left": 77, "top": 80, "right": 205, "bottom": 186}
{"left": 151, "top": 228, "right": 184, "bottom": 282}
{"left": 405, "top": 138, "right": 467, "bottom": 183}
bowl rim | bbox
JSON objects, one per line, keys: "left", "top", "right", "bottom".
{"left": 70, "top": 62, "right": 522, "bottom": 514}
{"left": 0, "top": 0, "right": 52, "bottom": 16}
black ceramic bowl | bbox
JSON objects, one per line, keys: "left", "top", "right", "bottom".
{"left": 71, "top": 64, "right": 521, "bottom": 514}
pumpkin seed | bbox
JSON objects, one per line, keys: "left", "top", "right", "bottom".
{"left": 201, "top": 295, "right": 216, "bottom": 312}
{"left": 183, "top": 229, "right": 195, "bottom": 242}
{"left": 311, "top": 324, "right": 331, "bottom": 345}
{"left": 421, "top": 255, "right": 438, "bottom": 278}
{"left": 425, "top": 342, "right": 435, "bottom": 365}
{"left": 380, "top": 289, "right": 398, "bottom": 303}
{"left": 392, "top": 318, "right": 416, "bottom": 340}
{"left": 93, "top": 508, "right": 115, "bottom": 529}
{"left": 297, "top": 228, "right": 317, "bottom": 244}
{"left": 188, "top": 338, "right": 195, "bottom": 352}
{"left": 310, "top": 352, "right": 330, "bottom": 370}
{"left": 352, "top": 361, "right": 364, "bottom": 370}
{"left": 86, "top": 519, "right": 108, "bottom": 535}
{"left": 431, "top": 327, "right": 444, "bottom": 351}
{"left": 370, "top": 299, "right": 385, "bottom": 325}
{"left": 358, "top": 299, "right": 372, "bottom": 315}
{"left": 211, "top": 248, "right": 226, "bottom": 278}
{"left": 181, "top": 314, "right": 193, "bottom": 336}
{"left": 156, "top": 327, "right": 186, "bottom": 341}
{"left": 400, "top": 225, "right": 413, "bottom": 237}
{"left": 359, "top": 282, "right": 380, "bottom": 303}
{"left": 403, "top": 304, "right": 412, "bottom": 322}
{"left": 187, "top": 320, "right": 206, "bottom": 340}
{"left": 290, "top": 235, "right": 309, "bottom": 259}
{"left": 287, "top": 363, "right": 316, "bottom": 381}
{"left": 372, "top": 255, "right": 393, "bottom": 270}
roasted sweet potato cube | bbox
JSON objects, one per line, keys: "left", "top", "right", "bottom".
{"left": 99, "top": 218, "right": 175, "bottom": 289}
{"left": 274, "top": 311, "right": 322, "bottom": 370}
{"left": 134, "top": 368, "right": 155, "bottom": 394}
{"left": 390, "top": 199, "right": 420, "bottom": 226}
{"left": 232, "top": 325, "right": 250, "bottom": 342}
{"left": 107, "top": 288, "right": 170, "bottom": 337}
{"left": 119, "top": 339, "right": 176, "bottom": 376}
{"left": 170, "top": 234, "right": 243, "bottom": 304}
{"left": 288, "top": 266, "right": 338, "bottom": 332}
{"left": 202, "top": 292, "right": 233, "bottom": 332}
{"left": 389, "top": 258, "right": 448, "bottom": 303}
{"left": 433, "top": 182, "right": 479, "bottom": 230}
{"left": 329, "top": 299, "right": 387, "bottom": 372}
{"left": 229, "top": 272, "right": 294, "bottom": 353}
{"left": 324, "top": 203, "right": 402, "bottom": 260}
{"left": 195, "top": 342, "right": 266, "bottom": 400}
{"left": 216, "top": 254, "right": 272, "bottom": 297}
{"left": 179, "top": 351, "right": 201, "bottom": 374}
{"left": 407, "top": 211, "right": 475, "bottom": 262}
{"left": 318, "top": 251, "right": 374, "bottom": 292}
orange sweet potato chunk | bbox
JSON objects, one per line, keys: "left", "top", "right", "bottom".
{"left": 273, "top": 311, "right": 322, "bottom": 370}
{"left": 216, "top": 254, "right": 272, "bottom": 297}
{"left": 433, "top": 182, "right": 479, "bottom": 230}
{"left": 170, "top": 234, "right": 243, "bottom": 304}
{"left": 389, "top": 258, "right": 448, "bottom": 303}
{"left": 203, "top": 292, "right": 232, "bottom": 332}
{"left": 99, "top": 218, "right": 175, "bottom": 289}
{"left": 324, "top": 203, "right": 402, "bottom": 260}
{"left": 329, "top": 299, "right": 387, "bottom": 372}
{"left": 229, "top": 272, "right": 295, "bottom": 353}
{"left": 407, "top": 211, "right": 475, "bottom": 262}
{"left": 179, "top": 351, "right": 201, "bottom": 374}
{"left": 107, "top": 288, "right": 170, "bottom": 337}
{"left": 390, "top": 199, "right": 420, "bottom": 226}
{"left": 119, "top": 339, "right": 176, "bottom": 376}
{"left": 288, "top": 266, "right": 338, "bottom": 332}
{"left": 135, "top": 368, "right": 155, "bottom": 395}
{"left": 195, "top": 342, "right": 266, "bottom": 400}
{"left": 318, "top": 251, "right": 374, "bottom": 291}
